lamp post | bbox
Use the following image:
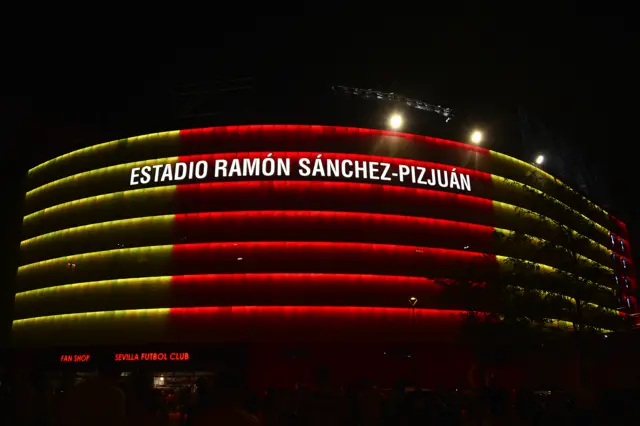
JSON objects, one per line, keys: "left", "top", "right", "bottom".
{"left": 409, "top": 296, "right": 418, "bottom": 385}
{"left": 409, "top": 296, "right": 418, "bottom": 326}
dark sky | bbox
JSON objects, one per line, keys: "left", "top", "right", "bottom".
{"left": 1, "top": 16, "right": 637, "bottom": 343}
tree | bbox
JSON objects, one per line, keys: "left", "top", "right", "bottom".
{"left": 434, "top": 253, "right": 561, "bottom": 388}
{"left": 502, "top": 176, "right": 632, "bottom": 385}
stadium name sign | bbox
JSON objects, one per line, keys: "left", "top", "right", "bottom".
{"left": 129, "top": 155, "right": 472, "bottom": 192}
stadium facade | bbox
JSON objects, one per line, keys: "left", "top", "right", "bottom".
{"left": 13, "top": 125, "right": 637, "bottom": 387}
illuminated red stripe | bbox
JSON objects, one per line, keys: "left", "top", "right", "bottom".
{"left": 20, "top": 242, "right": 495, "bottom": 291}
{"left": 168, "top": 306, "right": 464, "bottom": 331}
{"left": 169, "top": 273, "right": 444, "bottom": 308}
{"left": 609, "top": 214, "right": 628, "bottom": 237}
{"left": 176, "top": 151, "right": 491, "bottom": 182}
{"left": 165, "top": 306, "right": 467, "bottom": 342}
{"left": 175, "top": 180, "right": 494, "bottom": 210}
{"left": 178, "top": 125, "right": 488, "bottom": 153}
{"left": 173, "top": 210, "right": 493, "bottom": 230}
{"left": 626, "top": 277, "right": 637, "bottom": 290}
{"left": 608, "top": 215, "right": 634, "bottom": 274}
{"left": 170, "top": 241, "right": 493, "bottom": 278}
{"left": 169, "top": 305, "right": 464, "bottom": 318}
{"left": 171, "top": 273, "right": 440, "bottom": 286}
{"left": 171, "top": 241, "right": 487, "bottom": 260}
{"left": 173, "top": 211, "right": 495, "bottom": 248}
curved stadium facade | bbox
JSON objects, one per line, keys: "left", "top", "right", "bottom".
{"left": 13, "top": 125, "right": 637, "bottom": 384}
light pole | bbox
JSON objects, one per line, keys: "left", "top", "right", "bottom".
{"left": 409, "top": 296, "right": 418, "bottom": 326}
{"left": 409, "top": 296, "right": 418, "bottom": 385}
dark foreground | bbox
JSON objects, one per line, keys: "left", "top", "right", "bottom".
{"left": 1, "top": 368, "right": 638, "bottom": 426}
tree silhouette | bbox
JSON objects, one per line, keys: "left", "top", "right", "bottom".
{"left": 499, "top": 176, "right": 632, "bottom": 385}
{"left": 434, "top": 251, "right": 562, "bottom": 388}
{"left": 504, "top": 178, "right": 626, "bottom": 327}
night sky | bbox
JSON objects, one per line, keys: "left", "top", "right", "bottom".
{"left": 1, "top": 17, "right": 637, "bottom": 344}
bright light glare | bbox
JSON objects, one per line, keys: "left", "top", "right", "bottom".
{"left": 389, "top": 114, "right": 403, "bottom": 130}
{"left": 535, "top": 155, "right": 545, "bottom": 165}
{"left": 470, "top": 130, "right": 483, "bottom": 144}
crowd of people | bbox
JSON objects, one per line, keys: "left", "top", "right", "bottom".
{"left": 0, "top": 367, "right": 638, "bottom": 425}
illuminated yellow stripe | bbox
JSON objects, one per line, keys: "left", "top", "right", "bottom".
{"left": 12, "top": 308, "right": 171, "bottom": 327}
{"left": 493, "top": 202, "right": 612, "bottom": 263}
{"left": 493, "top": 228, "right": 613, "bottom": 274}
{"left": 509, "top": 286, "right": 620, "bottom": 315}
{"left": 548, "top": 319, "right": 612, "bottom": 334}
{"left": 491, "top": 175, "right": 610, "bottom": 237}
{"left": 495, "top": 255, "right": 615, "bottom": 294}
{"left": 15, "top": 276, "right": 173, "bottom": 299}
{"left": 17, "top": 245, "right": 173, "bottom": 275}
{"left": 13, "top": 277, "right": 618, "bottom": 318}
{"left": 11, "top": 308, "right": 611, "bottom": 334}
{"left": 489, "top": 151, "right": 609, "bottom": 217}
{"left": 21, "top": 215, "right": 175, "bottom": 248}
{"left": 546, "top": 319, "right": 575, "bottom": 331}
{"left": 26, "top": 157, "right": 179, "bottom": 199}
{"left": 22, "top": 186, "right": 176, "bottom": 226}
{"left": 28, "top": 131, "right": 180, "bottom": 175}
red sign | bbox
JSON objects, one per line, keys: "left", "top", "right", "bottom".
{"left": 60, "top": 354, "right": 91, "bottom": 363}
{"left": 114, "top": 352, "right": 190, "bottom": 361}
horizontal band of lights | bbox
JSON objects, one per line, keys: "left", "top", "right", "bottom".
{"left": 26, "top": 157, "right": 178, "bottom": 198}
{"left": 494, "top": 256, "right": 614, "bottom": 294}
{"left": 16, "top": 276, "right": 171, "bottom": 299}
{"left": 490, "top": 175, "right": 610, "bottom": 237}
{"left": 14, "top": 274, "right": 438, "bottom": 299}
{"left": 12, "top": 306, "right": 608, "bottom": 334}
{"left": 489, "top": 150, "right": 609, "bottom": 218}
{"left": 21, "top": 180, "right": 614, "bottom": 266}
{"left": 28, "top": 125, "right": 487, "bottom": 176}
{"left": 14, "top": 308, "right": 170, "bottom": 325}
{"left": 14, "top": 273, "right": 620, "bottom": 316}
{"left": 509, "top": 286, "right": 620, "bottom": 316}
{"left": 12, "top": 306, "right": 466, "bottom": 326}
{"left": 20, "top": 211, "right": 614, "bottom": 276}
{"left": 542, "top": 319, "right": 611, "bottom": 333}
{"left": 25, "top": 178, "right": 495, "bottom": 224}
{"left": 493, "top": 228, "right": 613, "bottom": 274}
{"left": 18, "top": 241, "right": 485, "bottom": 273}
{"left": 18, "top": 242, "right": 615, "bottom": 305}
{"left": 28, "top": 131, "right": 181, "bottom": 176}
{"left": 21, "top": 214, "right": 175, "bottom": 248}
{"left": 493, "top": 200, "right": 612, "bottom": 263}
{"left": 24, "top": 150, "right": 614, "bottom": 244}
{"left": 23, "top": 185, "right": 176, "bottom": 226}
